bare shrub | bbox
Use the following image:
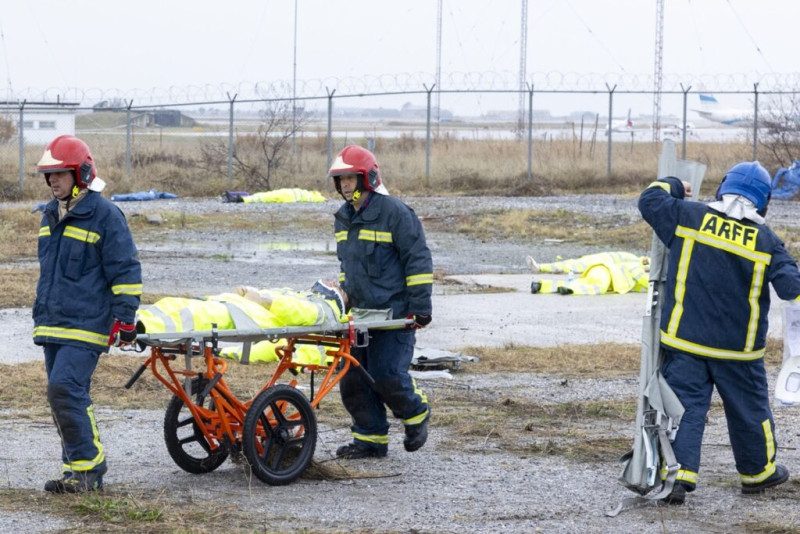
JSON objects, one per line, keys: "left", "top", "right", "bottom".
{"left": 199, "top": 100, "right": 310, "bottom": 192}
{"left": 0, "top": 115, "right": 16, "bottom": 144}
{"left": 760, "top": 94, "right": 800, "bottom": 169}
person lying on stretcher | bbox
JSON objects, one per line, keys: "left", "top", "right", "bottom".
{"left": 135, "top": 280, "right": 347, "bottom": 364}
{"left": 527, "top": 251, "right": 650, "bottom": 295}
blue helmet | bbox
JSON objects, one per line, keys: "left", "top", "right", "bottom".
{"left": 716, "top": 161, "right": 772, "bottom": 212}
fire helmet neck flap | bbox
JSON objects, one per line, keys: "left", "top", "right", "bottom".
{"left": 715, "top": 161, "right": 772, "bottom": 215}
{"left": 37, "top": 135, "right": 97, "bottom": 189}
{"left": 328, "top": 145, "right": 388, "bottom": 202}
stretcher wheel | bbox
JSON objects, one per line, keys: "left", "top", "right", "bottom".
{"left": 242, "top": 384, "right": 317, "bottom": 485}
{"left": 164, "top": 377, "right": 229, "bottom": 474}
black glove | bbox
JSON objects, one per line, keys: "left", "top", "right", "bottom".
{"left": 109, "top": 319, "right": 137, "bottom": 347}
{"left": 413, "top": 314, "right": 432, "bottom": 328}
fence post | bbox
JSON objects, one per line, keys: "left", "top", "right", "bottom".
{"left": 17, "top": 100, "right": 26, "bottom": 195}
{"left": 527, "top": 84, "right": 534, "bottom": 180}
{"left": 423, "top": 84, "right": 435, "bottom": 188}
{"left": 125, "top": 100, "right": 133, "bottom": 178}
{"left": 752, "top": 83, "right": 759, "bottom": 161}
{"left": 326, "top": 88, "right": 336, "bottom": 170}
{"left": 227, "top": 92, "right": 237, "bottom": 180}
{"left": 606, "top": 84, "right": 616, "bottom": 178}
{"left": 680, "top": 84, "right": 691, "bottom": 160}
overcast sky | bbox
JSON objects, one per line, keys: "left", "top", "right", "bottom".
{"left": 1, "top": 1, "right": 796, "bottom": 116}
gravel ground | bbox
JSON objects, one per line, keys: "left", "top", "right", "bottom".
{"left": 4, "top": 194, "right": 800, "bottom": 532}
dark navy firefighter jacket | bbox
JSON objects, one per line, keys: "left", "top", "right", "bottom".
{"left": 334, "top": 193, "right": 433, "bottom": 319}
{"left": 34, "top": 191, "right": 142, "bottom": 351}
{"left": 639, "top": 177, "right": 800, "bottom": 361}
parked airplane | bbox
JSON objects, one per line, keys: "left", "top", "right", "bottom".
{"left": 693, "top": 93, "right": 753, "bottom": 126}
{"left": 663, "top": 122, "right": 695, "bottom": 136}
{"left": 693, "top": 93, "right": 800, "bottom": 127}
{"left": 605, "top": 109, "right": 634, "bottom": 135}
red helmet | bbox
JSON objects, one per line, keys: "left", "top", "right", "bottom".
{"left": 37, "top": 135, "right": 96, "bottom": 189}
{"left": 328, "top": 145, "right": 386, "bottom": 196}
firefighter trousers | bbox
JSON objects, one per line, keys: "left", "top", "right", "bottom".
{"left": 44, "top": 343, "right": 106, "bottom": 475}
{"left": 339, "top": 329, "right": 429, "bottom": 451}
{"left": 661, "top": 349, "right": 778, "bottom": 488}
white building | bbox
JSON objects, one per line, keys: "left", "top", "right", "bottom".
{"left": 0, "top": 101, "right": 79, "bottom": 145}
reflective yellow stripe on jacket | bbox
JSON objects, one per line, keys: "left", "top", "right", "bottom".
{"left": 406, "top": 273, "right": 434, "bottom": 287}
{"left": 33, "top": 326, "right": 108, "bottom": 348}
{"left": 63, "top": 225, "right": 101, "bottom": 244}
{"left": 358, "top": 229, "right": 393, "bottom": 243}
{"left": 112, "top": 283, "right": 143, "bottom": 296}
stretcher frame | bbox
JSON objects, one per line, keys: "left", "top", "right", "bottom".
{"left": 125, "top": 317, "right": 412, "bottom": 485}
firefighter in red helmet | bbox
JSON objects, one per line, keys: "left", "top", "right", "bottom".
{"left": 34, "top": 135, "right": 142, "bottom": 493}
{"left": 328, "top": 145, "right": 434, "bottom": 458}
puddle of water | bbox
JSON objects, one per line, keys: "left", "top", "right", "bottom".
{"left": 140, "top": 238, "right": 336, "bottom": 262}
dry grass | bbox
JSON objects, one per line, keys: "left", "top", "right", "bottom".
{"left": 0, "top": 266, "right": 38, "bottom": 307}
{"left": 1, "top": 135, "right": 759, "bottom": 201}
{"left": 126, "top": 208, "right": 326, "bottom": 234}
{"left": 463, "top": 342, "right": 641, "bottom": 376}
{"left": 0, "top": 206, "right": 40, "bottom": 261}
{"left": 464, "top": 337, "right": 783, "bottom": 376}
{"left": 433, "top": 208, "right": 653, "bottom": 249}
{"left": 432, "top": 384, "right": 637, "bottom": 462}
{"left": 0, "top": 488, "right": 250, "bottom": 533}
{"left": 773, "top": 224, "right": 800, "bottom": 258}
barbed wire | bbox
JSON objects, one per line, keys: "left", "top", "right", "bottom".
{"left": 2, "top": 71, "right": 799, "bottom": 106}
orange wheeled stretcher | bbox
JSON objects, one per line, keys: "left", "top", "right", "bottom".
{"left": 125, "top": 316, "right": 411, "bottom": 485}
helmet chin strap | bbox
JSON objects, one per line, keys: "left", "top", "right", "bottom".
{"left": 351, "top": 189, "right": 361, "bottom": 203}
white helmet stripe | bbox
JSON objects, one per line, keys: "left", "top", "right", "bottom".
{"left": 37, "top": 149, "right": 65, "bottom": 167}
{"left": 329, "top": 155, "right": 355, "bottom": 172}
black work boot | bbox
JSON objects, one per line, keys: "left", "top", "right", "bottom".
{"left": 335, "top": 441, "right": 387, "bottom": 459}
{"left": 661, "top": 483, "right": 689, "bottom": 505}
{"left": 530, "top": 281, "right": 542, "bottom": 294}
{"left": 742, "top": 464, "right": 789, "bottom": 495}
{"left": 45, "top": 465, "right": 107, "bottom": 494}
{"left": 403, "top": 413, "right": 431, "bottom": 452}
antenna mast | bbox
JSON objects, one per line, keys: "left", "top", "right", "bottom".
{"left": 652, "top": 0, "right": 664, "bottom": 143}
{"left": 518, "top": 0, "right": 528, "bottom": 135}
{"left": 435, "top": 0, "right": 443, "bottom": 130}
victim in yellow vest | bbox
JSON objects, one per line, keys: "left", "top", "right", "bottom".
{"left": 136, "top": 290, "right": 345, "bottom": 364}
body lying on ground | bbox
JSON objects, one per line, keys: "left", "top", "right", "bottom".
{"left": 527, "top": 251, "right": 649, "bottom": 295}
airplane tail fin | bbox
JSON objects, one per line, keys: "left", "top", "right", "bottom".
{"left": 626, "top": 109, "right": 633, "bottom": 128}
{"left": 699, "top": 93, "right": 719, "bottom": 108}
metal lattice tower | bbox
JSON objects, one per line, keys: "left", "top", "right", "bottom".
{"left": 435, "top": 0, "right": 443, "bottom": 128}
{"left": 518, "top": 0, "right": 528, "bottom": 132}
{"left": 652, "top": 0, "right": 664, "bottom": 142}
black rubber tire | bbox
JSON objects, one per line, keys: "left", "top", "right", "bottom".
{"left": 242, "top": 384, "right": 317, "bottom": 485}
{"left": 163, "top": 377, "right": 229, "bottom": 474}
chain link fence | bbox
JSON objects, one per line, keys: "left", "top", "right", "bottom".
{"left": 2, "top": 84, "right": 797, "bottom": 199}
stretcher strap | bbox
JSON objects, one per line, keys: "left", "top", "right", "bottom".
{"left": 222, "top": 302, "right": 263, "bottom": 331}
